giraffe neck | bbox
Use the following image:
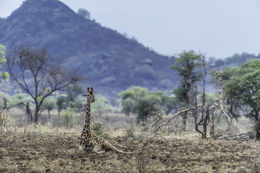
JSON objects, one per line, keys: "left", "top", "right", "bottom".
{"left": 85, "top": 100, "right": 91, "bottom": 136}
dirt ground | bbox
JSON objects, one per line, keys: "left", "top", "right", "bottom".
{"left": 0, "top": 132, "right": 257, "bottom": 173}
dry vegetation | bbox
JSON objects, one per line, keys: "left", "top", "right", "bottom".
{"left": 0, "top": 130, "right": 257, "bottom": 173}
{"left": 0, "top": 110, "right": 259, "bottom": 173}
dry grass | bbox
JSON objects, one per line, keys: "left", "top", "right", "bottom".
{"left": 0, "top": 128, "right": 257, "bottom": 173}
{"left": 1, "top": 109, "right": 258, "bottom": 172}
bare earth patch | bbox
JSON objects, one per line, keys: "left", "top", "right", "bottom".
{"left": 0, "top": 132, "right": 256, "bottom": 172}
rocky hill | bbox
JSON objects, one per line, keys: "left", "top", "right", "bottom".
{"left": 0, "top": 0, "right": 177, "bottom": 97}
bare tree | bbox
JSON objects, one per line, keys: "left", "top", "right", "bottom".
{"left": 193, "top": 55, "right": 210, "bottom": 139}
{"left": 7, "top": 47, "right": 80, "bottom": 123}
{"left": 190, "top": 55, "right": 214, "bottom": 139}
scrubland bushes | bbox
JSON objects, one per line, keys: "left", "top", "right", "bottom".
{"left": 0, "top": 88, "right": 116, "bottom": 128}
{"left": 0, "top": 85, "right": 177, "bottom": 131}
{"left": 120, "top": 86, "right": 176, "bottom": 124}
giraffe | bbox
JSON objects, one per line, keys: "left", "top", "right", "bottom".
{"left": 79, "top": 87, "right": 131, "bottom": 154}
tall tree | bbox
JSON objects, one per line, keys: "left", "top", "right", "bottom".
{"left": 220, "top": 60, "right": 260, "bottom": 139}
{"left": 7, "top": 47, "right": 80, "bottom": 123}
{"left": 171, "top": 50, "right": 201, "bottom": 130}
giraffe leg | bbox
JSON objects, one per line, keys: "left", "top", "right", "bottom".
{"left": 93, "top": 146, "right": 105, "bottom": 154}
{"left": 102, "top": 139, "right": 132, "bottom": 154}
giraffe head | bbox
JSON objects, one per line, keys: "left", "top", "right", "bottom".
{"left": 85, "top": 87, "right": 95, "bottom": 103}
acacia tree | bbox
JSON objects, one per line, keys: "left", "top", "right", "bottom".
{"left": 220, "top": 60, "right": 260, "bottom": 139}
{"left": 7, "top": 47, "right": 80, "bottom": 123}
{"left": 171, "top": 50, "right": 201, "bottom": 130}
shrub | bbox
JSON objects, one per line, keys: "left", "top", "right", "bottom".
{"left": 120, "top": 86, "right": 148, "bottom": 115}
{"left": 43, "top": 97, "right": 57, "bottom": 120}
{"left": 91, "top": 122, "right": 110, "bottom": 139}
{"left": 36, "top": 122, "right": 51, "bottom": 134}
{"left": 121, "top": 97, "right": 135, "bottom": 115}
{"left": 136, "top": 96, "right": 162, "bottom": 125}
{"left": 120, "top": 87, "right": 177, "bottom": 123}
{"left": 57, "top": 95, "right": 67, "bottom": 116}
{"left": 10, "top": 93, "right": 28, "bottom": 108}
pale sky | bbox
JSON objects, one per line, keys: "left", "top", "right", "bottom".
{"left": 1, "top": 0, "right": 260, "bottom": 59}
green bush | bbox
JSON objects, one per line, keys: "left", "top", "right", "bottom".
{"left": 36, "top": 122, "right": 51, "bottom": 134}
{"left": 120, "top": 86, "right": 148, "bottom": 115}
{"left": 120, "top": 86, "right": 177, "bottom": 123}
{"left": 121, "top": 97, "right": 135, "bottom": 115}
{"left": 43, "top": 96, "right": 57, "bottom": 119}
{"left": 10, "top": 93, "right": 28, "bottom": 108}
{"left": 0, "top": 92, "right": 11, "bottom": 110}
{"left": 91, "top": 122, "right": 110, "bottom": 140}
{"left": 57, "top": 95, "right": 67, "bottom": 116}
{"left": 136, "top": 96, "right": 162, "bottom": 125}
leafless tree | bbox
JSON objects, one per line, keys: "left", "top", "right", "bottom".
{"left": 7, "top": 47, "right": 80, "bottom": 123}
{"left": 193, "top": 55, "right": 210, "bottom": 139}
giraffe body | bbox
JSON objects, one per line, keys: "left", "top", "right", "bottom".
{"left": 79, "top": 88, "right": 130, "bottom": 154}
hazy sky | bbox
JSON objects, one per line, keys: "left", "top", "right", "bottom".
{"left": 1, "top": 0, "right": 260, "bottom": 58}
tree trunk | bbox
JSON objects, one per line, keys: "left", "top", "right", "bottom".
{"left": 26, "top": 102, "right": 33, "bottom": 124}
{"left": 34, "top": 105, "right": 40, "bottom": 124}
{"left": 58, "top": 109, "right": 61, "bottom": 117}
{"left": 182, "top": 112, "right": 187, "bottom": 131}
{"left": 210, "top": 108, "right": 215, "bottom": 138}
{"left": 48, "top": 110, "right": 51, "bottom": 121}
{"left": 255, "top": 112, "right": 260, "bottom": 140}
{"left": 0, "top": 110, "right": 5, "bottom": 132}
{"left": 256, "top": 131, "right": 260, "bottom": 140}
{"left": 202, "top": 122, "right": 207, "bottom": 139}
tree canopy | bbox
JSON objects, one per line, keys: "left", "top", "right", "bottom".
{"left": 223, "top": 60, "right": 260, "bottom": 117}
{"left": 171, "top": 50, "right": 202, "bottom": 130}
{"left": 171, "top": 50, "right": 201, "bottom": 106}
{"left": 120, "top": 86, "right": 176, "bottom": 124}
{"left": 6, "top": 47, "right": 80, "bottom": 123}
{"left": 218, "top": 60, "right": 260, "bottom": 139}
